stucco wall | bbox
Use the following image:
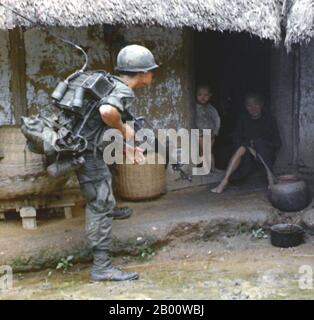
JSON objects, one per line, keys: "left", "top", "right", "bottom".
{"left": 22, "top": 25, "right": 193, "bottom": 130}
{"left": 271, "top": 40, "right": 314, "bottom": 172}
{"left": 270, "top": 43, "right": 295, "bottom": 170}
{"left": 24, "top": 26, "right": 112, "bottom": 116}
{"left": 0, "top": 30, "right": 13, "bottom": 125}
{"left": 0, "top": 27, "right": 193, "bottom": 129}
{"left": 298, "top": 40, "right": 314, "bottom": 170}
{"left": 119, "top": 26, "right": 193, "bottom": 129}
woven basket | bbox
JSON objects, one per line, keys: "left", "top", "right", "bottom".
{"left": 115, "top": 152, "right": 166, "bottom": 201}
{"left": 0, "top": 125, "right": 68, "bottom": 199}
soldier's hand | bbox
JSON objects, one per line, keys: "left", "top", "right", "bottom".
{"left": 125, "top": 144, "right": 145, "bottom": 164}
{"left": 134, "top": 146, "right": 145, "bottom": 164}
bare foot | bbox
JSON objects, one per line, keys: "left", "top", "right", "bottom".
{"left": 211, "top": 180, "right": 227, "bottom": 193}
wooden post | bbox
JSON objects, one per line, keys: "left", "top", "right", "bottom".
{"left": 8, "top": 27, "right": 28, "bottom": 124}
{"left": 64, "top": 207, "right": 73, "bottom": 219}
{"left": 20, "top": 207, "right": 37, "bottom": 230}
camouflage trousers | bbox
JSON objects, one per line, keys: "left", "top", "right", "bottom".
{"left": 76, "top": 152, "right": 116, "bottom": 251}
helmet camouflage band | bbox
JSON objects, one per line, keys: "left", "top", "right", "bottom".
{"left": 116, "top": 44, "right": 159, "bottom": 73}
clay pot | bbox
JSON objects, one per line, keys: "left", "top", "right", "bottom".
{"left": 270, "top": 223, "right": 304, "bottom": 248}
{"left": 267, "top": 175, "right": 310, "bottom": 212}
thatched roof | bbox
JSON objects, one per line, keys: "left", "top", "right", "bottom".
{"left": 285, "top": 0, "right": 314, "bottom": 49}
{"left": 0, "top": 0, "right": 282, "bottom": 42}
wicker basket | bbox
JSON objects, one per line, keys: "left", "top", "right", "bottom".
{"left": 0, "top": 125, "right": 68, "bottom": 199}
{"left": 115, "top": 153, "right": 166, "bottom": 201}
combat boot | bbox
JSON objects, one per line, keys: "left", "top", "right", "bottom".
{"left": 112, "top": 207, "right": 133, "bottom": 220}
{"left": 91, "top": 250, "right": 139, "bottom": 282}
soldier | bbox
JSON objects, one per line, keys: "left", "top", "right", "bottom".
{"left": 76, "top": 44, "right": 159, "bottom": 281}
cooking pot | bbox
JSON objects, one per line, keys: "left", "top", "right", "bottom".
{"left": 270, "top": 223, "right": 304, "bottom": 248}
{"left": 267, "top": 174, "right": 310, "bottom": 212}
{"left": 246, "top": 147, "right": 311, "bottom": 212}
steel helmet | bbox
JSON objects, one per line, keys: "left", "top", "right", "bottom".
{"left": 116, "top": 44, "right": 159, "bottom": 73}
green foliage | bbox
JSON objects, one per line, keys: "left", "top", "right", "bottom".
{"left": 56, "top": 255, "right": 74, "bottom": 273}
{"left": 251, "top": 228, "right": 268, "bottom": 239}
{"left": 138, "top": 246, "right": 155, "bottom": 261}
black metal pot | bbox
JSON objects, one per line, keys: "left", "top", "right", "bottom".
{"left": 267, "top": 175, "right": 311, "bottom": 212}
{"left": 270, "top": 223, "right": 304, "bottom": 248}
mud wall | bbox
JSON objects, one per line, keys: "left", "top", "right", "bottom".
{"left": 0, "top": 31, "right": 13, "bottom": 125}
{"left": 23, "top": 26, "right": 111, "bottom": 116}
{"left": 119, "top": 26, "right": 193, "bottom": 129}
{"left": 270, "top": 43, "right": 296, "bottom": 171}
{"left": 298, "top": 40, "right": 314, "bottom": 170}
{"left": 21, "top": 26, "right": 193, "bottom": 130}
{"left": 271, "top": 40, "right": 314, "bottom": 172}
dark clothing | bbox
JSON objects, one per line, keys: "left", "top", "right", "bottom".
{"left": 76, "top": 75, "right": 134, "bottom": 251}
{"left": 78, "top": 75, "right": 135, "bottom": 153}
{"left": 77, "top": 152, "right": 115, "bottom": 251}
{"left": 231, "top": 111, "right": 281, "bottom": 181}
{"left": 233, "top": 112, "right": 281, "bottom": 151}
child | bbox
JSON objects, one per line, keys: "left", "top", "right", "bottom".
{"left": 194, "top": 85, "right": 221, "bottom": 171}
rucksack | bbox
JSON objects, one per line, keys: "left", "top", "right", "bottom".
{"left": 21, "top": 70, "right": 116, "bottom": 177}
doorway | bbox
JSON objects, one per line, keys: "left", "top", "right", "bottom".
{"left": 194, "top": 31, "right": 272, "bottom": 169}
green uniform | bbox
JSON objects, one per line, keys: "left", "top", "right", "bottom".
{"left": 76, "top": 76, "right": 134, "bottom": 252}
{"left": 21, "top": 43, "right": 158, "bottom": 281}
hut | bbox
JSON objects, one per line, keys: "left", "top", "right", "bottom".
{"left": 0, "top": 0, "right": 282, "bottom": 127}
{"left": 285, "top": 0, "right": 314, "bottom": 49}
{"left": 0, "top": 0, "right": 313, "bottom": 190}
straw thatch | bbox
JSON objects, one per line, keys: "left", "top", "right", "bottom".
{"left": 0, "top": 0, "right": 282, "bottom": 42}
{"left": 285, "top": 0, "right": 314, "bottom": 48}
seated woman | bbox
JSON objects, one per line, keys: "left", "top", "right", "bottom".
{"left": 211, "top": 92, "right": 281, "bottom": 193}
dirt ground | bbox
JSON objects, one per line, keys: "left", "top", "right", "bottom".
{"left": 1, "top": 176, "right": 314, "bottom": 299}
{"left": 0, "top": 176, "right": 275, "bottom": 266}
{"left": 2, "top": 235, "right": 314, "bottom": 300}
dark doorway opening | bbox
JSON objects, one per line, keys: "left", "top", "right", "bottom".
{"left": 194, "top": 31, "right": 271, "bottom": 169}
